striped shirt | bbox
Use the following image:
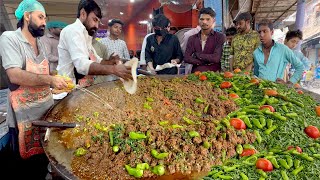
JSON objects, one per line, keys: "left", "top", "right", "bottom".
{"left": 99, "top": 36, "right": 130, "bottom": 60}
{"left": 220, "top": 42, "right": 231, "bottom": 71}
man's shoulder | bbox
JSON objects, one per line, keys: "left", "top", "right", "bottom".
{"left": 0, "top": 30, "right": 19, "bottom": 40}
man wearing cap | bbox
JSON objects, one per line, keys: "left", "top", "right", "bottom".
{"left": 0, "top": 0, "right": 67, "bottom": 177}
{"left": 41, "top": 21, "right": 68, "bottom": 75}
{"left": 231, "top": 12, "right": 260, "bottom": 71}
{"left": 57, "top": 1, "right": 132, "bottom": 87}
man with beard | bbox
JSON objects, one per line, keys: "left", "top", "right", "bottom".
{"left": 100, "top": 19, "right": 130, "bottom": 60}
{"left": 41, "top": 21, "right": 68, "bottom": 75}
{"left": 0, "top": 0, "right": 67, "bottom": 178}
{"left": 253, "top": 19, "right": 303, "bottom": 84}
{"left": 184, "top": 7, "right": 225, "bottom": 73}
{"left": 145, "top": 14, "right": 183, "bottom": 75}
{"left": 57, "top": 0, "right": 132, "bottom": 87}
{"left": 230, "top": 12, "right": 260, "bottom": 72}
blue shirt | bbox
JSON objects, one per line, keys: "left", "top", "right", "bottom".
{"left": 293, "top": 50, "right": 311, "bottom": 71}
{"left": 253, "top": 41, "right": 304, "bottom": 84}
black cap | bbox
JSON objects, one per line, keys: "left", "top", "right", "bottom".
{"left": 233, "top": 12, "right": 252, "bottom": 23}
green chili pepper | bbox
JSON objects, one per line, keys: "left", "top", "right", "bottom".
{"left": 281, "top": 170, "right": 289, "bottom": 180}
{"left": 215, "top": 124, "right": 223, "bottom": 131}
{"left": 289, "top": 99, "right": 304, "bottom": 108}
{"left": 309, "top": 147, "right": 316, "bottom": 153}
{"left": 231, "top": 82, "right": 239, "bottom": 91}
{"left": 213, "top": 171, "right": 224, "bottom": 178}
{"left": 245, "top": 105, "right": 260, "bottom": 109}
{"left": 272, "top": 113, "right": 287, "bottom": 121}
{"left": 254, "top": 130, "right": 262, "bottom": 144}
{"left": 129, "top": 132, "right": 147, "bottom": 140}
{"left": 252, "top": 118, "right": 263, "bottom": 129}
{"left": 203, "top": 141, "right": 212, "bottom": 149}
{"left": 269, "top": 157, "right": 280, "bottom": 168}
{"left": 243, "top": 144, "right": 255, "bottom": 149}
{"left": 256, "top": 169, "right": 267, "bottom": 178}
{"left": 237, "top": 112, "right": 247, "bottom": 116}
{"left": 259, "top": 98, "right": 267, "bottom": 106}
{"left": 281, "top": 105, "right": 289, "bottom": 113}
{"left": 240, "top": 173, "right": 249, "bottom": 180}
{"left": 171, "top": 124, "right": 183, "bottom": 129}
{"left": 222, "top": 149, "right": 226, "bottom": 162}
{"left": 186, "top": 108, "right": 193, "bottom": 114}
{"left": 195, "top": 97, "right": 205, "bottom": 103}
{"left": 244, "top": 94, "right": 251, "bottom": 99}
{"left": 143, "top": 102, "right": 152, "bottom": 109}
{"left": 242, "top": 116, "right": 252, "bottom": 128}
{"left": 74, "top": 147, "right": 87, "bottom": 156}
{"left": 236, "top": 144, "right": 243, "bottom": 154}
{"left": 219, "top": 95, "right": 228, "bottom": 100}
{"left": 222, "top": 165, "right": 240, "bottom": 172}
{"left": 313, "top": 154, "right": 320, "bottom": 159}
{"left": 112, "top": 145, "right": 119, "bottom": 152}
{"left": 264, "top": 125, "right": 278, "bottom": 135}
{"left": 204, "top": 104, "right": 210, "bottom": 113}
{"left": 109, "top": 131, "right": 114, "bottom": 146}
{"left": 298, "top": 153, "right": 314, "bottom": 161}
{"left": 266, "top": 119, "right": 273, "bottom": 129}
{"left": 243, "top": 155, "right": 258, "bottom": 165}
{"left": 136, "top": 163, "right": 149, "bottom": 170}
{"left": 286, "top": 155, "right": 293, "bottom": 168}
{"left": 125, "top": 165, "right": 144, "bottom": 178}
{"left": 151, "top": 149, "right": 169, "bottom": 160}
{"left": 222, "top": 133, "right": 227, "bottom": 139}
{"left": 227, "top": 109, "right": 242, "bottom": 118}
{"left": 222, "top": 118, "right": 231, "bottom": 128}
{"left": 218, "top": 175, "right": 233, "bottom": 180}
{"left": 294, "top": 159, "right": 300, "bottom": 168}
{"left": 279, "top": 159, "right": 290, "bottom": 169}
{"left": 182, "top": 116, "right": 195, "bottom": 125}
{"left": 207, "top": 170, "right": 218, "bottom": 177}
{"left": 259, "top": 117, "right": 266, "bottom": 128}
{"left": 189, "top": 131, "right": 200, "bottom": 138}
{"left": 291, "top": 166, "right": 304, "bottom": 176}
{"left": 159, "top": 121, "right": 169, "bottom": 126}
{"left": 146, "top": 97, "right": 154, "bottom": 102}
{"left": 286, "top": 113, "right": 298, "bottom": 118}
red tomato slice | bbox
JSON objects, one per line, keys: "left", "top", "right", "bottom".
{"left": 220, "top": 81, "right": 232, "bottom": 89}
{"left": 224, "top": 72, "right": 233, "bottom": 78}
{"left": 240, "top": 149, "right": 256, "bottom": 157}
{"left": 199, "top": 75, "right": 207, "bottom": 81}
{"left": 229, "top": 93, "right": 239, "bottom": 99}
{"left": 230, "top": 118, "right": 246, "bottom": 130}
{"left": 304, "top": 125, "right": 320, "bottom": 139}
{"left": 256, "top": 158, "right": 273, "bottom": 172}
{"left": 259, "top": 105, "right": 275, "bottom": 112}
{"left": 194, "top": 71, "right": 201, "bottom": 76}
{"left": 287, "top": 146, "right": 303, "bottom": 153}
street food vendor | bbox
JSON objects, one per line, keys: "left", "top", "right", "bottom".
{"left": 57, "top": 0, "right": 132, "bottom": 87}
{"left": 0, "top": 0, "right": 68, "bottom": 177}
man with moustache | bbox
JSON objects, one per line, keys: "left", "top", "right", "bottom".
{"left": 184, "top": 7, "right": 225, "bottom": 72}
{"left": 230, "top": 12, "right": 260, "bottom": 71}
{"left": 57, "top": 0, "right": 132, "bottom": 87}
{"left": 0, "top": 0, "right": 67, "bottom": 178}
{"left": 40, "top": 21, "right": 68, "bottom": 75}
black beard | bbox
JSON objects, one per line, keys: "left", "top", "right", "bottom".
{"left": 84, "top": 20, "right": 97, "bottom": 36}
{"left": 28, "top": 21, "right": 45, "bottom": 37}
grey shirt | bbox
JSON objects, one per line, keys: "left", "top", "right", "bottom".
{"left": 0, "top": 28, "right": 52, "bottom": 129}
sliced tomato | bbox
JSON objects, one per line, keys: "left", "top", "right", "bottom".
{"left": 304, "top": 125, "right": 320, "bottom": 139}
{"left": 224, "top": 72, "right": 233, "bottom": 78}
{"left": 256, "top": 158, "right": 273, "bottom": 172}
{"left": 297, "top": 90, "right": 304, "bottom": 94}
{"left": 315, "top": 106, "right": 320, "bottom": 117}
{"left": 230, "top": 118, "right": 246, "bottom": 130}
{"left": 199, "top": 75, "right": 207, "bottom": 81}
{"left": 229, "top": 93, "right": 239, "bottom": 99}
{"left": 220, "top": 81, "right": 232, "bottom": 89}
{"left": 250, "top": 78, "right": 260, "bottom": 85}
{"left": 294, "top": 83, "right": 301, "bottom": 89}
{"left": 240, "top": 149, "right": 256, "bottom": 157}
{"left": 234, "top": 68, "right": 241, "bottom": 73}
{"left": 194, "top": 71, "right": 201, "bottom": 76}
{"left": 287, "top": 146, "right": 303, "bottom": 153}
{"left": 259, "top": 105, "right": 275, "bottom": 112}
{"left": 264, "top": 89, "right": 278, "bottom": 96}
{"left": 244, "top": 71, "right": 250, "bottom": 75}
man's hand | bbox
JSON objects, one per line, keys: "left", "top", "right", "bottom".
{"left": 113, "top": 64, "right": 132, "bottom": 81}
{"left": 109, "top": 53, "right": 121, "bottom": 65}
{"left": 51, "top": 76, "right": 68, "bottom": 89}
{"left": 276, "top": 78, "right": 286, "bottom": 84}
{"left": 171, "top": 59, "right": 180, "bottom": 65}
